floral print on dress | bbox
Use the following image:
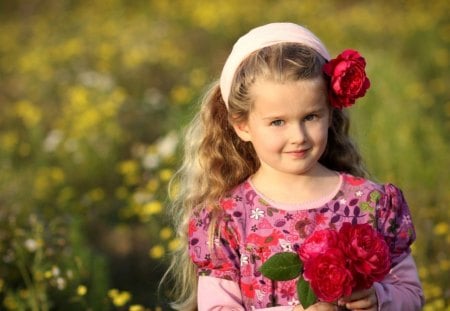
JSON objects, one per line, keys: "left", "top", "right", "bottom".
{"left": 188, "top": 173, "right": 416, "bottom": 310}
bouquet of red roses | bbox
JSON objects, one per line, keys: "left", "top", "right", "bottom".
{"left": 260, "top": 223, "right": 391, "bottom": 308}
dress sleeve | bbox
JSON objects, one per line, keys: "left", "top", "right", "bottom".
{"left": 188, "top": 206, "right": 241, "bottom": 282}
{"left": 197, "top": 276, "right": 244, "bottom": 311}
{"left": 377, "top": 183, "right": 416, "bottom": 266}
{"left": 374, "top": 185, "right": 424, "bottom": 309}
{"left": 374, "top": 254, "right": 425, "bottom": 310}
{"left": 198, "top": 276, "right": 297, "bottom": 311}
{"left": 189, "top": 206, "right": 247, "bottom": 310}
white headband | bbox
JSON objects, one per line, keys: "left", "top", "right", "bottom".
{"left": 219, "top": 22, "right": 330, "bottom": 108}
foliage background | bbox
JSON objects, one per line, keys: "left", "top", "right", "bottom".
{"left": 0, "top": 0, "right": 448, "bottom": 310}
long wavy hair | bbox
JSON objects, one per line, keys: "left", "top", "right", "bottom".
{"left": 164, "top": 43, "right": 366, "bottom": 310}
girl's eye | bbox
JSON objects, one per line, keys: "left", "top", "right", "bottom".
{"left": 270, "top": 120, "right": 285, "bottom": 126}
{"left": 304, "top": 114, "right": 318, "bottom": 121}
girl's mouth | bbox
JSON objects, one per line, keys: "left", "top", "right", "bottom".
{"left": 285, "top": 149, "right": 309, "bottom": 158}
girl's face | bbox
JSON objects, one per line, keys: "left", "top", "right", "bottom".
{"left": 233, "top": 78, "right": 330, "bottom": 179}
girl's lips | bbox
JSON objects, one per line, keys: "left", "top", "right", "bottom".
{"left": 285, "top": 149, "right": 309, "bottom": 157}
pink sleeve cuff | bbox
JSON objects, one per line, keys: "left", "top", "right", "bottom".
{"left": 197, "top": 276, "right": 294, "bottom": 311}
{"left": 374, "top": 254, "right": 424, "bottom": 310}
{"left": 198, "top": 276, "right": 244, "bottom": 311}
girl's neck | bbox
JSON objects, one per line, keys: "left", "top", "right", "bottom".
{"left": 250, "top": 165, "right": 340, "bottom": 204}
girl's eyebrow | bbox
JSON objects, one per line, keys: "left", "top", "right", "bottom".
{"left": 305, "top": 107, "right": 327, "bottom": 114}
{"left": 262, "top": 115, "right": 285, "bottom": 120}
{"left": 261, "top": 107, "right": 327, "bottom": 120}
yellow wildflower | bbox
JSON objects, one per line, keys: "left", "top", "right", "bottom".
{"left": 146, "top": 178, "right": 160, "bottom": 193}
{"left": 88, "top": 188, "right": 105, "bottom": 202}
{"left": 129, "top": 305, "right": 145, "bottom": 311}
{"left": 44, "top": 270, "right": 53, "bottom": 279}
{"left": 168, "top": 238, "right": 181, "bottom": 252}
{"left": 159, "top": 227, "right": 173, "bottom": 240}
{"left": 142, "top": 201, "right": 162, "bottom": 216}
{"left": 149, "top": 245, "right": 165, "bottom": 259}
{"left": 170, "top": 85, "right": 192, "bottom": 105}
{"left": 108, "top": 289, "right": 131, "bottom": 307}
{"left": 19, "top": 289, "right": 29, "bottom": 299}
{"left": 159, "top": 168, "right": 173, "bottom": 182}
{"left": 14, "top": 100, "right": 42, "bottom": 128}
{"left": 118, "top": 160, "right": 139, "bottom": 176}
{"left": 77, "top": 285, "right": 87, "bottom": 296}
{"left": 50, "top": 167, "right": 65, "bottom": 183}
{"left": 433, "top": 222, "right": 449, "bottom": 235}
{"left": 108, "top": 289, "right": 119, "bottom": 297}
{"left": 3, "top": 294, "right": 18, "bottom": 309}
{"left": 0, "top": 131, "right": 19, "bottom": 152}
{"left": 439, "top": 259, "right": 450, "bottom": 271}
{"left": 418, "top": 266, "right": 428, "bottom": 279}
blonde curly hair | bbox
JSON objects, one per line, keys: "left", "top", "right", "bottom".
{"left": 164, "top": 43, "right": 366, "bottom": 310}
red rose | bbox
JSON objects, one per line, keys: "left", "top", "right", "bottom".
{"left": 323, "top": 49, "right": 370, "bottom": 109}
{"left": 303, "top": 248, "right": 354, "bottom": 302}
{"left": 338, "top": 223, "right": 391, "bottom": 289}
{"left": 298, "top": 229, "right": 338, "bottom": 262}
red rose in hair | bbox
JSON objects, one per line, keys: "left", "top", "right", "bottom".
{"left": 323, "top": 49, "right": 370, "bottom": 109}
{"left": 298, "top": 229, "right": 338, "bottom": 262}
{"left": 338, "top": 222, "right": 391, "bottom": 289}
{"left": 303, "top": 248, "right": 354, "bottom": 302}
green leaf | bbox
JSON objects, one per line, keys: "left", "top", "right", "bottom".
{"left": 297, "top": 278, "right": 317, "bottom": 308}
{"left": 360, "top": 201, "right": 373, "bottom": 212}
{"left": 259, "top": 252, "right": 302, "bottom": 281}
{"left": 370, "top": 190, "right": 381, "bottom": 203}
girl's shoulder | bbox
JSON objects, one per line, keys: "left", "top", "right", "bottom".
{"left": 340, "top": 172, "right": 382, "bottom": 189}
{"left": 191, "top": 180, "right": 251, "bottom": 220}
{"left": 219, "top": 180, "right": 253, "bottom": 212}
{"left": 339, "top": 173, "right": 409, "bottom": 210}
{"left": 340, "top": 172, "right": 403, "bottom": 196}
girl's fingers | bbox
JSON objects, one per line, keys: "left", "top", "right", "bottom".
{"left": 344, "top": 296, "right": 376, "bottom": 310}
{"left": 340, "top": 288, "right": 377, "bottom": 310}
{"left": 305, "top": 302, "right": 338, "bottom": 311}
{"left": 294, "top": 302, "right": 338, "bottom": 311}
{"left": 339, "top": 287, "right": 373, "bottom": 303}
{"left": 348, "top": 288, "right": 373, "bottom": 301}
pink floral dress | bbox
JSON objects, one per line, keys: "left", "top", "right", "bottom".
{"left": 188, "top": 173, "right": 416, "bottom": 309}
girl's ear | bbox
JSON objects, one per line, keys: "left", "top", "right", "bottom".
{"left": 232, "top": 121, "right": 252, "bottom": 142}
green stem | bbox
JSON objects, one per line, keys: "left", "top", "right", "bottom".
{"left": 15, "top": 254, "right": 40, "bottom": 311}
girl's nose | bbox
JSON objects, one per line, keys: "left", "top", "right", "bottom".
{"left": 289, "top": 122, "right": 307, "bottom": 144}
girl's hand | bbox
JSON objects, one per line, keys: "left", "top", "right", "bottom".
{"left": 338, "top": 286, "right": 378, "bottom": 311}
{"left": 293, "top": 302, "right": 338, "bottom": 311}
{"left": 293, "top": 286, "right": 377, "bottom": 311}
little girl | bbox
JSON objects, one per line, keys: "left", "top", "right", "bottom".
{"left": 167, "top": 23, "right": 424, "bottom": 310}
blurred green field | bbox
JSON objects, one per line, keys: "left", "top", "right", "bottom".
{"left": 0, "top": 0, "right": 448, "bottom": 310}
